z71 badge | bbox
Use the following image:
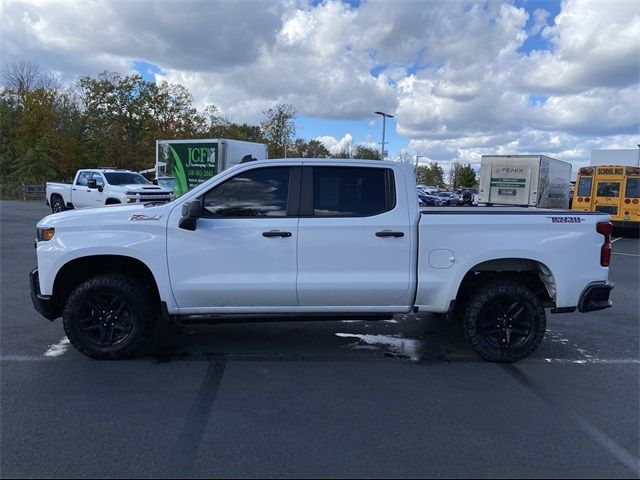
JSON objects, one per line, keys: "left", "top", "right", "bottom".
{"left": 548, "top": 216, "right": 584, "bottom": 223}
{"left": 129, "top": 214, "right": 162, "bottom": 221}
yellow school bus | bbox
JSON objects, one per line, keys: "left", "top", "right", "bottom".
{"left": 572, "top": 165, "right": 640, "bottom": 228}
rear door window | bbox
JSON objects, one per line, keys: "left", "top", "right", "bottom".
{"left": 596, "top": 182, "right": 620, "bottom": 197}
{"left": 576, "top": 177, "right": 592, "bottom": 197}
{"left": 625, "top": 178, "right": 640, "bottom": 198}
{"left": 311, "top": 167, "right": 395, "bottom": 217}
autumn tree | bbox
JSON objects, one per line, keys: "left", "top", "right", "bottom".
{"left": 260, "top": 104, "right": 296, "bottom": 158}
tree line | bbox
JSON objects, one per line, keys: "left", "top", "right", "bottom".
{"left": 0, "top": 61, "right": 380, "bottom": 198}
{"left": 415, "top": 161, "right": 477, "bottom": 189}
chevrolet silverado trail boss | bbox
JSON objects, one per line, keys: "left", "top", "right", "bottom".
{"left": 31, "top": 159, "right": 614, "bottom": 362}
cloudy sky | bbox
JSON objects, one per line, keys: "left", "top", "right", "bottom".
{"left": 2, "top": 0, "right": 639, "bottom": 169}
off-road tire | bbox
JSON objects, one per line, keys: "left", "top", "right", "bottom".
{"left": 51, "top": 195, "right": 66, "bottom": 214}
{"left": 63, "top": 274, "right": 156, "bottom": 359}
{"left": 463, "top": 280, "right": 546, "bottom": 362}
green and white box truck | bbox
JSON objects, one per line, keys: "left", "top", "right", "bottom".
{"left": 478, "top": 155, "right": 572, "bottom": 208}
{"left": 155, "top": 139, "right": 268, "bottom": 196}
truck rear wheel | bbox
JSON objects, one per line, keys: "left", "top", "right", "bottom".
{"left": 463, "top": 280, "right": 546, "bottom": 362}
{"left": 62, "top": 274, "right": 156, "bottom": 359}
{"left": 51, "top": 195, "right": 66, "bottom": 214}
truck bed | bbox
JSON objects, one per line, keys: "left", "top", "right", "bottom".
{"left": 420, "top": 206, "right": 606, "bottom": 215}
{"left": 415, "top": 207, "right": 610, "bottom": 313}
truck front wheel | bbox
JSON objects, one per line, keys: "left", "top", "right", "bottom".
{"left": 463, "top": 281, "right": 546, "bottom": 362}
{"left": 62, "top": 274, "right": 157, "bottom": 359}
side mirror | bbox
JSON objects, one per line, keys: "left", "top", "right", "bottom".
{"left": 87, "top": 179, "right": 98, "bottom": 189}
{"left": 179, "top": 200, "right": 202, "bottom": 231}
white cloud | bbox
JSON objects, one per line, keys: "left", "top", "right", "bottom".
{"left": 315, "top": 133, "right": 353, "bottom": 155}
{"left": 1, "top": 0, "right": 638, "bottom": 167}
{"left": 520, "top": 0, "right": 640, "bottom": 93}
{"left": 529, "top": 8, "right": 550, "bottom": 36}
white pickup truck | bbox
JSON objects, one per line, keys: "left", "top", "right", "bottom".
{"left": 31, "top": 159, "right": 614, "bottom": 362}
{"left": 46, "top": 168, "right": 173, "bottom": 213}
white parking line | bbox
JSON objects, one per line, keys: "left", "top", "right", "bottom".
{"left": 611, "top": 237, "right": 622, "bottom": 243}
{"left": 44, "top": 337, "right": 71, "bottom": 357}
{"left": 613, "top": 252, "right": 640, "bottom": 257}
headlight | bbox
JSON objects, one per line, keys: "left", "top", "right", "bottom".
{"left": 36, "top": 227, "right": 55, "bottom": 241}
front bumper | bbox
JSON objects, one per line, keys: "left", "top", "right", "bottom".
{"left": 29, "top": 268, "right": 58, "bottom": 321}
{"left": 578, "top": 281, "right": 614, "bottom": 313}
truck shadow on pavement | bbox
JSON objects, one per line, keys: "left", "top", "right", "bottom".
{"left": 144, "top": 313, "right": 475, "bottom": 364}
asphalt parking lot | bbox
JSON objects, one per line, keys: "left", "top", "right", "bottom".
{"left": 1, "top": 200, "right": 638, "bottom": 478}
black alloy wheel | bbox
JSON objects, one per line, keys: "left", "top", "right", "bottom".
{"left": 63, "top": 274, "right": 156, "bottom": 359}
{"left": 76, "top": 292, "right": 135, "bottom": 347}
{"left": 476, "top": 296, "right": 533, "bottom": 350}
{"left": 463, "top": 280, "right": 546, "bottom": 362}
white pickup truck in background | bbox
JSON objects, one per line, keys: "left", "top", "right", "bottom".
{"left": 46, "top": 168, "right": 174, "bottom": 213}
{"left": 31, "top": 159, "right": 614, "bottom": 362}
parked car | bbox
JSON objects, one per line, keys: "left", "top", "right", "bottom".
{"left": 437, "top": 191, "right": 462, "bottom": 206}
{"left": 418, "top": 185, "right": 439, "bottom": 195}
{"left": 32, "top": 158, "right": 614, "bottom": 363}
{"left": 46, "top": 168, "right": 174, "bottom": 213}
{"left": 418, "top": 193, "right": 445, "bottom": 207}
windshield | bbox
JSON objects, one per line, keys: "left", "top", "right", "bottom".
{"left": 157, "top": 177, "right": 176, "bottom": 190}
{"left": 104, "top": 172, "right": 150, "bottom": 185}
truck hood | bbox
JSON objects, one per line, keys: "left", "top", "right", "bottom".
{"left": 37, "top": 203, "right": 171, "bottom": 228}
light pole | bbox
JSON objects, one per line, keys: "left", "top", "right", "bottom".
{"left": 374, "top": 111, "right": 394, "bottom": 160}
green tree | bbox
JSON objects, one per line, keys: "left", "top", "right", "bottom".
{"left": 457, "top": 164, "right": 478, "bottom": 187}
{"left": 288, "top": 138, "right": 331, "bottom": 158}
{"left": 352, "top": 145, "right": 380, "bottom": 160}
{"left": 416, "top": 162, "right": 445, "bottom": 187}
{"left": 260, "top": 104, "right": 296, "bottom": 158}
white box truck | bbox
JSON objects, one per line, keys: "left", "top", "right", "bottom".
{"left": 155, "top": 139, "right": 268, "bottom": 196}
{"left": 478, "top": 155, "right": 572, "bottom": 208}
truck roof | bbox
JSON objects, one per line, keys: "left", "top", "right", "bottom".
{"left": 250, "top": 158, "right": 405, "bottom": 168}
{"left": 80, "top": 168, "right": 136, "bottom": 173}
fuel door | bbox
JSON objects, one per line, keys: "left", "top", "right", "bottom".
{"left": 429, "top": 249, "right": 455, "bottom": 269}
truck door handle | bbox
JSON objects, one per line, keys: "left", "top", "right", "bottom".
{"left": 376, "top": 231, "right": 404, "bottom": 238}
{"left": 262, "top": 231, "right": 292, "bottom": 238}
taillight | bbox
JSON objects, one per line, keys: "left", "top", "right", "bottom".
{"left": 578, "top": 197, "right": 583, "bottom": 203}
{"left": 596, "top": 222, "right": 612, "bottom": 267}
{"left": 585, "top": 197, "right": 590, "bottom": 202}
{"left": 633, "top": 199, "right": 639, "bottom": 205}
{"left": 624, "top": 199, "right": 631, "bottom": 204}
